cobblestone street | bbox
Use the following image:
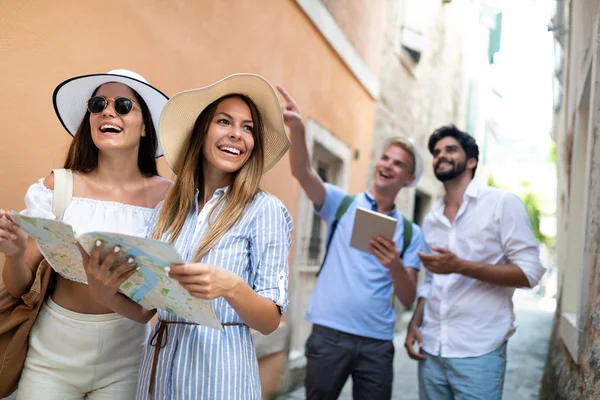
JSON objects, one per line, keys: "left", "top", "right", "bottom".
{"left": 281, "top": 289, "right": 554, "bottom": 400}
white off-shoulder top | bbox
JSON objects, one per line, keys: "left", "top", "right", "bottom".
{"left": 21, "top": 178, "right": 155, "bottom": 237}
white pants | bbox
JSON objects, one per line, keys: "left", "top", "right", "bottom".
{"left": 17, "top": 298, "right": 150, "bottom": 400}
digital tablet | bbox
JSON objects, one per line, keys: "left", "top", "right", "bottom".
{"left": 349, "top": 206, "right": 398, "bottom": 253}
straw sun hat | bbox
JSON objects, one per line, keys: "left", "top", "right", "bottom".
{"left": 52, "top": 69, "right": 169, "bottom": 157}
{"left": 382, "top": 136, "right": 424, "bottom": 188}
{"left": 158, "top": 73, "right": 290, "bottom": 174}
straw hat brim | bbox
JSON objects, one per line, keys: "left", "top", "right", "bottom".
{"left": 158, "top": 74, "right": 290, "bottom": 174}
{"left": 52, "top": 72, "right": 169, "bottom": 157}
{"left": 382, "top": 136, "right": 424, "bottom": 188}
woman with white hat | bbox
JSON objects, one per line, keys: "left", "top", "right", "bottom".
{"left": 132, "top": 74, "right": 292, "bottom": 399}
{"left": 0, "top": 69, "right": 171, "bottom": 399}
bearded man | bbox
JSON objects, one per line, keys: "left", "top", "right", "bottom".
{"left": 404, "top": 125, "right": 545, "bottom": 400}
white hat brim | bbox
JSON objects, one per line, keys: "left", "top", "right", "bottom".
{"left": 52, "top": 73, "right": 169, "bottom": 157}
{"left": 159, "top": 74, "right": 290, "bottom": 174}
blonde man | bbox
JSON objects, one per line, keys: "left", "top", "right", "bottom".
{"left": 278, "top": 86, "right": 426, "bottom": 400}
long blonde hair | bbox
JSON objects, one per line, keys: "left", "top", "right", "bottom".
{"left": 153, "top": 94, "right": 265, "bottom": 261}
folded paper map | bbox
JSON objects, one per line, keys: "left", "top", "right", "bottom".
{"left": 9, "top": 212, "right": 222, "bottom": 331}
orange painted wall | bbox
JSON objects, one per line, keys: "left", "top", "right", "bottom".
{"left": 322, "top": 0, "right": 388, "bottom": 74}
{"left": 1, "top": 0, "right": 375, "bottom": 219}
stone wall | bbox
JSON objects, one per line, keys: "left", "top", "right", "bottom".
{"left": 369, "top": 0, "right": 474, "bottom": 218}
{"left": 540, "top": 254, "right": 600, "bottom": 398}
{"left": 541, "top": 2, "right": 600, "bottom": 398}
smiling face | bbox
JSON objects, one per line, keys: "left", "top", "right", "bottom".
{"left": 202, "top": 96, "right": 255, "bottom": 179}
{"left": 88, "top": 82, "right": 145, "bottom": 155}
{"left": 432, "top": 136, "right": 475, "bottom": 182}
{"left": 373, "top": 144, "right": 416, "bottom": 193}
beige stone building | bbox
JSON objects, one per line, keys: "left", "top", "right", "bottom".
{"left": 371, "top": 0, "right": 467, "bottom": 223}
{"left": 370, "top": 0, "right": 498, "bottom": 222}
{"left": 540, "top": 0, "right": 600, "bottom": 398}
{"left": 365, "top": 0, "right": 497, "bottom": 332}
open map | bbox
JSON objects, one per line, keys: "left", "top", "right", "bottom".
{"left": 9, "top": 212, "right": 222, "bottom": 331}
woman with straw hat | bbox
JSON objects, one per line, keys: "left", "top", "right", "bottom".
{"left": 134, "top": 74, "right": 292, "bottom": 399}
{"left": 0, "top": 69, "right": 171, "bottom": 399}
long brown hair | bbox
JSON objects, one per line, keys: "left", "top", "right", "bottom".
{"left": 152, "top": 94, "right": 265, "bottom": 261}
{"left": 63, "top": 85, "right": 159, "bottom": 176}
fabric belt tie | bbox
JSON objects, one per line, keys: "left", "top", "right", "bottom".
{"left": 148, "top": 318, "right": 245, "bottom": 395}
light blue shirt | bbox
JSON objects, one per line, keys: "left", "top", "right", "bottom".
{"left": 305, "top": 183, "right": 424, "bottom": 340}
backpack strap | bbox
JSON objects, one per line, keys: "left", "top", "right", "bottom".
{"left": 391, "top": 217, "right": 414, "bottom": 306}
{"left": 335, "top": 194, "right": 356, "bottom": 222}
{"left": 316, "top": 194, "right": 356, "bottom": 277}
{"left": 51, "top": 169, "right": 73, "bottom": 220}
{"left": 400, "top": 217, "right": 413, "bottom": 259}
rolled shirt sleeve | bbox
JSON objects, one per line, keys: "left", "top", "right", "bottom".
{"left": 250, "top": 196, "right": 294, "bottom": 315}
{"left": 499, "top": 193, "right": 546, "bottom": 287}
{"left": 416, "top": 269, "right": 433, "bottom": 300}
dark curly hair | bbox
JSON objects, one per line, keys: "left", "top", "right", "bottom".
{"left": 428, "top": 125, "right": 479, "bottom": 178}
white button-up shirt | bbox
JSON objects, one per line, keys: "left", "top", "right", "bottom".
{"left": 417, "top": 179, "right": 545, "bottom": 358}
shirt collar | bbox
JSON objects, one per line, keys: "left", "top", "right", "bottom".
{"left": 364, "top": 191, "right": 377, "bottom": 208}
{"left": 194, "top": 186, "right": 229, "bottom": 211}
{"left": 464, "top": 179, "right": 482, "bottom": 199}
{"left": 364, "top": 191, "right": 399, "bottom": 218}
{"left": 431, "top": 179, "right": 482, "bottom": 217}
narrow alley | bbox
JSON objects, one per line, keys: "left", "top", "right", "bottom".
{"left": 282, "top": 290, "right": 554, "bottom": 400}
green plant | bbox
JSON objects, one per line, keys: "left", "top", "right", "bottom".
{"left": 520, "top": 190, "right": 546, "bottom": 244}
{"left": 549, "top": 142, "right": 557, "bottom": 163}
{"left": 488, "top": 175, "right": 500, "bottom": 188}
{"left": 490, "top": 177, "right": 548, "bottom": 244}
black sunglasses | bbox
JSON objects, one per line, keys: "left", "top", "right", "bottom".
{"left": 86, "top": 96, "right": 139, "bottom": 115}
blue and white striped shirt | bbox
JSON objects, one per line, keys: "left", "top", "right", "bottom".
{"left": 136, "top": 188, "right": 293, "bottom": 400}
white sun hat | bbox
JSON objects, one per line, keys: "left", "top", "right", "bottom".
{"left": 158, "top": 73, "right": 290, "bottom": 174}
{"left": 382, "top": 136, "right": 424, "bottom": 188}
{"left": 52, "top": 69, "right": 169, "bottom": 157}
